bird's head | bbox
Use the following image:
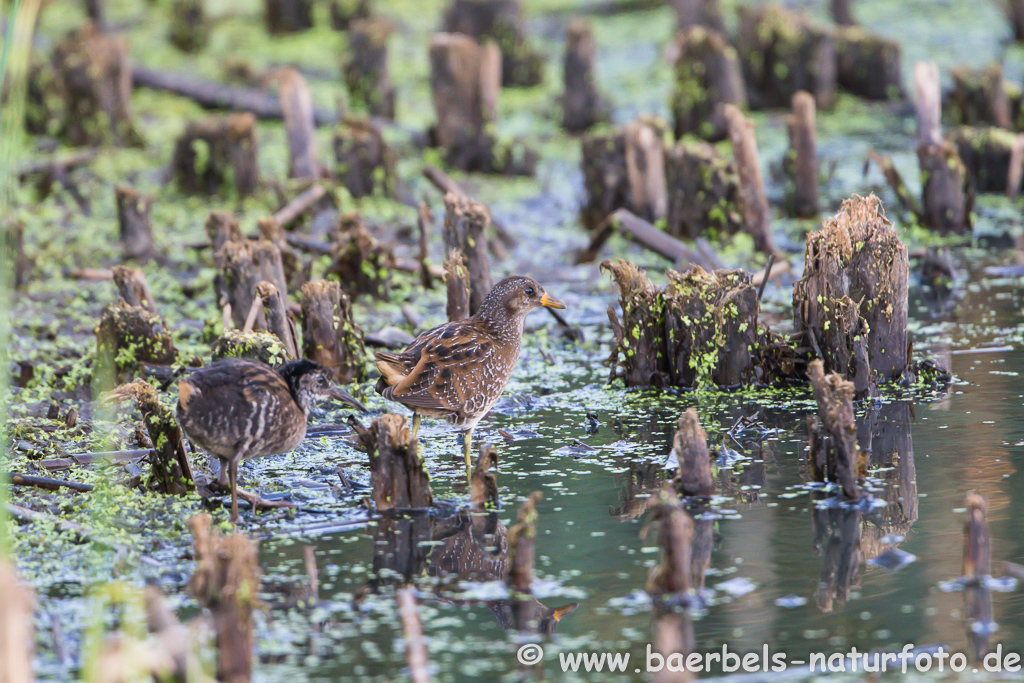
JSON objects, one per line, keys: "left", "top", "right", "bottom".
{"left": 279, "top": 359, "right": 367, "bottom": 415}
{"left": 480, "top": 276, "right": 565, "bottom": 323}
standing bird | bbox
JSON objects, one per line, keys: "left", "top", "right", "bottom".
{"left": 374, "top": 276, "right": 566, "bottom": 479}
{"left": 176, "top": 358, "right": 366, "bottom": 522}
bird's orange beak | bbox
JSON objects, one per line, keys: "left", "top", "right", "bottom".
{"left": 540, "top": 292, "right": 566, "bottom": 309}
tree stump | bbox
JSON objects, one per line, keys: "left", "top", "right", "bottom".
{"left": 602, "top": 259, "right": 669, "bottom": 387}
{"left": 212, "top": 329, "right": 290, "bottom": 366}
{"left": 327, "top": 212, "right": 394, "bottom": 299}
{"left": 949, "top": 64, "right": 1012, "bottom": 129}
{"left": 665, "top": 138, "right": 742, "bottom": 239}
{"left": 334, "top": 118, "right": 394, "bottom": 198}
{"left": 786, "top": 91, "right": 818, "bottom": 217}
{"left": 792, "top": 194, "right": 909, "bottom": 394}
{"left": 52, "top": 23, "right": 141, "bottom": 146}
{"left": 361, "top": 414, "right": 433, "bottom": 510}
{"left": 831, "top": 0, "right": 855, "bottom": 25}
{"left": 561, "top": 19, "right": 605, "bottom": 133}
{"left": 672, "top": 409, "right": 713, "bottom": 497}
{"left": 835, "top": 27, "right": 901, "bottom": 100}
{"left": 429, "top": 33, "right": 501, "bottom": 172}
{"left": 736, "top": 5, "right": 836, "bottom": 111}
{"left": 256, "top": 281, "right": 299, "bottom": 360}
{"left": 206, "top": 210, "right": 243, "bottom": 253}
{"left": 300, "top": 279, "right": 367, "bottom": 384}
{"left": 331, "top": 0, "right": 373, "bottom": 30}
{"left": 441, "top": 0, "right": 544, "bottom": 88}
{"left": 953, "top": 126, "right": 1024, "bottom": 195}
{"left": 624, "top": 118, "right": 668, "bottom": 223}
{"left": 671, "top": 0, "right": 723, "bottom": 31}
{"left": 443, "top": 249, "right": 471, "bottom": 322}
{"left": 265, "top": 0, "right": 313, "bottom": 34}
{"left": 725, "top": 105, "right": 778, "bottom": 256}
{"left": 443, "top": 192, "right": 492, "bottom": 314}
{"left": 169, "top": 0, "right": 209, "bottom": 52}
{"left": 258, "top": 217, "right": 304, "bottom": 292}
{"left": 95, "top": 300, "right": 178, "bottom": 386}
{"left": 670, "top": 26, "right": 745, "bottom": 141}
{"left": 663, "top": 267, "right": 758, "bottom": 388}
{"left": 914, "top": 61, "right": 971, "bottom": 234}
{"left": 1007, "top": 0, "right": 1024, "bottom": 43}
{"left": 216, "top": 239, "right": 288, "bottom": 330}
{"left": 172, "top": 113, "right": 259, "bottom": 197}
{"left": 115, "top": 184, "right": 154, "bottom": 263}
{"left": 277, "top": 68, "right": 321, "bottom": 180}
{"left": 806, "top": 359, "right": 863, "bottom": 500}
{"left": 580, "top": 130, "right": 628, "bottom": 231}
{"left": 344, "top": 18, "right": 395, "bottom": 120}
{"left": 112, "top": 265, "right": 157, "bottom": 312}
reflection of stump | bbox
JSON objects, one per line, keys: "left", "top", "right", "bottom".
{"left": 835, "top": 27, "right": 901, "bottom": 100}
{"left": 443, "top": 249, "right": 471, "bottom": 322}
{"left": 602, "top": 259, "right": 669, "bottom": 387}
{"left": 169, "top": 0, "right": 209, "bottom": 52}
{"left": 670, "top": 26, "right": 745, "bottom": 141}
{"left": 429, "top": 33, "right": 500, "bottom": 172}
{"left": 344, "top": 18, "right": 395, "bottom": 120}
{"left": 793, "top": 194, "right": 909, "bottom": 393}
{"left": 265, "top": 0, "right": 313, "bottom": 34}
{"left": 725, "top": 105, "right": 778, "bottom": 256}
{"left": 442, "top": 0, "right": 544, "bottom": 88}
{"left": 327, "top": 212, "right": 394, "bottom": 299}
{"left": 443, "top": 193, "right": 492, "bottom": 314}
{"left": 334, "top": 118, "right": 394, "bottom": 198}
{"left": 672, "top": 409, "right": 713, "bottom": 497}
{"left": 665, "top": 138, "right": 742, "bottom": 240}
{"left": 963, "top": 492, "right": 990, "bottom": 580}
{"left": 806, "top": 359, "right": 863, "bottom": 500}
{"left": 115, "top": 184, "right": 154, "bottom": 263}
{"left": 562, "top": 20, "right": 604, "bottom": 133}
{"left": 53, "top": 23, "right": 140, "bottom": 146}
{"left": 953, "top": 126, "right": 1024, "bottom": 195}
{"left": 645, "top": 485, "right": 693, "bottom": 601}
{"left": 172, "top": 113, "right": 259, "bottom": 196}
{"left": 786, "top": 91, "right": 818, "bottom": 217}
{"left": 300, "top": 280, "right": 367, "bottom": 383}
{"left": 216, "top": 239, "right": 288, "bottom": 330}
{"left": 277, "top": 69, "right": 321, "bottom": 180}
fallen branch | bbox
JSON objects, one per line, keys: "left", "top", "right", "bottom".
{"left": 7, "top": 473, "right": 93, "bottom": 493}
{"left": 576, "top": 209, "right": 720, "bottom": 271}
{"left": 272, "top": 183, "right": 328, "bottom": 228}
{"left": 423, "top": 164, "right": 516, "bottom": 248}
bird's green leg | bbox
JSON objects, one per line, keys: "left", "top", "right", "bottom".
{"left": 412, "top": 412, "right": 421, "bottom": 439}
{"left": 229, "top": 458, "right": 239, "bottom": 524}
{"left": 463, "top": 429, "right": 473, "bottom": 484}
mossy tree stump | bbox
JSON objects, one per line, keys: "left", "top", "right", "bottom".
{"left": 562, "top": 19, "right": 605, "bottom": 134}
{"left": 442, "top": 0, "right": 544, "bottom": 88}
{"left": 359, "top": 414, "right": 433, "bottom": 510}
{"left": 115, "top": 184, "right": 154, "bottom": 263}
{"left": 443, "top": 192, "right": 492, "bottom": 314}
{"left": 725, "top": 105, "right": 778, "bottom": 256}
{"left": 344, "top": 18, "right": 395, "bottom": 120}
{"left": 953, "top": 126, "right": 1024, "bottom": 196}
{"left": 670, "top": 26, "right": 745, "bottom": 141}
{"left": 785, "top": 91, "right": 818, "bottom": 217}
{"left": 300, "top": 279, "right": 367, "bottom": 384}
{"left": 216, "top": 238, "right": 288, "bottom": 330}
{"left": 169, "top": 0, "right": 209, "bottom": 52}
{"left": 664, "top": 138, "right": 742, "bottom": 239}
{"left": 672, "top": 0, "right": 723, "bottom": 31}
{"left": 602, "top": 259, "right": 669, "bottom": 387}
{"left": 949, "top": 64, "right": 1013, "bottom": 130}
{"left": 172, "top": 113, "right": 259, "bottom": 197}
{"left": 334, "top": 118, "right": 394, "bottom": 198}
{"left": 327, "top": 212, "right": 394, "bottom": 300}
{"left": 835, "top": 27, "right": 902, "bottom": 101}
{"left": 95, "top": 300, "right": 177, "bottom": 388}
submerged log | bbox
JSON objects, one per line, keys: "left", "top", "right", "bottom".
{"left": 52, "top": 23, "right": 141, "bottom": 146}
{"left": 669, "top": 26, "right": 745, "bottom": 141}
{"left": 442, "top": 0, "right": 544, "bottom": 88}
{"left": 963, "top": 492, "right": 990, "bottom": 580}
{"left": 115, "top": 184, "right": 154, "bottom": 263}
{"left": 725, "top": 105, "right": 778, "bottom": 256}
{"left": 602, "top": 259, "right": 669, "bottom": 387}
{"left": 793, "top": 194, "right": 908, "bottom": 393}
{"left": 333, "top": 118, "right": 394, "bottom": 198}
{"left": 806, "top": 360, "right": 863, "bottom": 500}
{"left": 443, "top": 249, "right": 471, "bottom": 322}
{"left": 835, "top": 27, "right": 902, "bottom": 100}
{"left": 277, "top": 69, "right": 321, "bottom": 180}
{"left": 953, "top": 126, "right": 1024, "bottom": 196}
{"left": 429, "top": 33, "right": 501, "bottom": 171}
{"left": 95, "top": 300, "right": 178, "bottom": 386}
{"left": 217, "top": 239, "right": 288, "bottom": 330}
{"left": 112, "top": 265, "right": 156, "bottom": 312}
{"left": 300, "top": 279, "right": 367, "bottom": 383}
{"left": 562, "top": 19, "right": 606, "bottom": 133}
{"left": 665, "top": 138, "right": 742, "bottom": 240}
{"left": 327, "top": 212, "right": 394, "bottom": 299}
{"left": 358, "top": 414, "right": 433, "bottom": 510}
{"left": 344, "top": 18, "right": 396, "bottom": 120}
{"left": 0, "top": 561, "right": 34, "bottom": 683}
{"left": 672, "top": 409, "right": 713, "bottom": 497}
{"left": 915, "top": 61, "right": 972, "bottom": 234}
{"left": 265, "top": 0, "right": 313, "bottom": 34}
{"left": 443, "top": 192, "right": 492, "bottom": 314}
{"left": 786, "top": 91, "right": 818, "bottom": 217}
{"left": 189, "top": 513, "right": 259, "bottom": 683}
{"left": 172, "top": 113, "right": 259, "bottom": 196}
{"left": 169, "top": 0, "right": 209, "bottom": 52}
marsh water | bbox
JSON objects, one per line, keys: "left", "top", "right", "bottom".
{"left": 8, "top": 0, "right": 1024, "bottom": 681}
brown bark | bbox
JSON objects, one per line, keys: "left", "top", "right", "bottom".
{"left": 359, "top": 414, "right": 433, "bottom": 510}
{"left": 672, "top": 409, "right": 713, "bottom": 497}
{"left": 835, "top": 27, "right": 901, "bottom": 100}
{"left": 953, "top": 126, "right": 1024, "bottom": 196}
{"left": 172, "top": 113, "right": 259, "bottom": 196}
{"left": 601, "top": 259, "right": 669, "bottom": 387}
{"left": 331, "top": 0, "right": 372, "bottom": 30}
{"left": 624, "top": 118, "right": 668, "bottom": 223}
{"left": 562, "top": 19, "right": 605, "bottom": 133}
{"left": 217, "top": 239, "right": 288, "bottom": 330}
{"left": 256, "top": 281, "right": 299, "bottom": 360}
{"left": 169, "top": 0, "right": 209, "bottom": 52}
{"left": 443, "top": 192, "right": 492, "bottom": 314}
{"left": 344, "top": 18, "right": 395, "bottom": 120}
{"left": 963, "top": 492, "right": 990, "bottom": 580}
{"left": 206, "top": 210, "right": 243, "bottom": 253}
{"left": 664, "top": 138, "right": 742, "bottom": 240}
{"left": 276, "top": 68, "right": 320, "bottom": 180}
{"left": 189, "top": 513, "right": 259, "bottom": 683}
{"left": 787, "top": 91, "right": 818, "bottom": 217}
{"left": 806, "top": 360, "right": 862, "bottom": 500}
{"left": 417, "top": 201, "right": 434, "bottom": 289}
{"left": 442, "top": 0, "right": 544, "bottom": 88}
{"left": 111, "top": 265, "right": 156, "bottom": 312}
{"left": 327, "top": 212, "right": 394, "bottom": 299}
{"left": 915, "top": 62, "right": 971, "bottom": 234}
{"left": 670, "top": 26, "right": 745, "bottom": 141}
{"left": 864, "top": 151, "right": 921, "bottom": 218}
{"left": 334, "top": 118, "right": 394, "bottom": 198}
{"left": 579, "top": 209, "right": 723, "bottom": 269}
{"left": 265, "top": 0, "right": 313, "bottom": 34}
{"left": 115, "top": 184, "right": 154, "bottom": 263}
{"left": 950, "top": 64, "right": 1012, "bottom": 129}
{"left": 258, "top": 217, "right": 304, "bottom": 292}
{"left": 0, "top": 561, "right": 34, "bottom": 683}
{"left": 429, "top": 33, "right": 501, "bottom": 171}
{"left": 443, "top": 249, "right": 471, "bottom": 322}
{"left": 671, "top": 0, "right": 722, "bottom": 31}
{"left": 724, "top": 105, "right": 778, "bottom": 256}
{"left": 300, "top": 279, "right": 367, "bottom": 384}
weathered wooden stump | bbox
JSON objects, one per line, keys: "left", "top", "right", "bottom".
{"left": 602, "top": 259, "right": 669, "bottom": 387}
{"left": 443, "top": 192, "right": 492, "bottom": 314}
{"left": 429, "top": 33, "right": 501, "bottom": 172}
{"left": 112, "top": 265, "right": 156, "bottom": 312}
{"left": 725, "top": 105, "right": 778, "bottom": 256}
{"left": 169, "top": 0, "right": 209, "bottom": 52}
{"left": 334, "top": 118, "right": 394, "bottom": 198}
{"left": 1007, "top": 0, "right": 1024, "bottom": 43}
{"left": 258, "top": 217, "right": 305, "bottom": 292}
{"left": 277, "top": 68, "right": 321, "bottom": 180}
{"left": 52, "top": 23, "right": 141, "bottom": 146}
{"left": 949, "top": 64, "right": 1012, "bottom": 130}
{"left": 442, "top": 0, "right": 544, "bottom": 88}
{"left": 115, "top": 184, "right": 154, "bottom": 263}
{"left": 172, "top": 113, "right": 259, "bottom": 196}
{"left": 359, "top": 414, "right": 433, "bottom": 510}
{"left": 831, "top": 0, "right": 855, "bottom": 25}
{"left": 793, "top": 194, "right": 908, "bottom": 394}
{"left": 189, "top": 513, "right": 259, "bottom": 683}
{"left": 672, "top": 409, "right": 713, "bottom": 497}
{"left": 95, "top": 299, "right": 177, "bottom": 386}
{"left": 672, "top": 0, "right": 723, "bottom": 31}
{"left": 331, "top": 0, "right": 373, "bottom": 30}
{"left": 953, "top": 126, "right": 1024, "bottom": 196}
{"left": 736, "top": 4, "right": 835, "bottom": 110}
{"left": 443, "top": 249, "right": 471, "bottom": 322}
{"left": 915, "top": 61, "right": 972, "bottom": 234}
{"left": 664, "top": 267, "right": 758, "bottom": 388}
{"left": 580, "top": 130, "right": 628, "bottom": 231}
{"left": 256, "top": 281, "right": 299, "bottom": 360}
{"left": 300, "top": 279, "right": 367, "bottom": 383}
{"left": 216, "top": 238, "right": 288, "bottom": 330}
{"left": 212, "top": 329, "right": 289, "bottom": 366}
{"left": 344, "top": 18, "right": 395, "bottom": 120}
{"left": 806, "top": 360, "right": 863, "bottom": 500}
{"left": 265, "top": 0, "right": 313, "bottom": 34}
{"left": 835, "top": 27, "right": 901, "bottom": 100}
{"left": 670, "top": 26, "right": 745, "bottom": 141}
{"left": 786, "top": 91, "right": 818, "bottom": 217}
{"left": 561, "top": 19, "right": 605, "bottom": 133}
{"left": 327, "top": 212, "right": 394, "bottom": 299}
{"left": 206, "top": 210, "right": 244, "bottom": 253}
{"left": 665, "top": 139, "right": 742, "bottom": 240}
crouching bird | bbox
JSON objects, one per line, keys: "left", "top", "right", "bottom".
{"left": 374, "top": 276, "right": 566, "bottom": 481}
{"left": 176, "top": 358, "right": 366, "bottom": 522}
